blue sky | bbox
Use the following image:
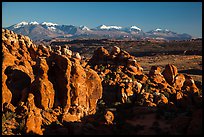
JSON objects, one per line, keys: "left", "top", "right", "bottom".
{"left": 2, "top": 2, "right": 202, "bottom": 38}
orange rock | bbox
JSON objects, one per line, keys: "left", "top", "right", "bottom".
{"left": 149, "top": 66, "right": 168, "bottom": 89}
{"left": 48, "top": 54, "right": 72, "bottom": 112}
{"left": 162, "top": 64, "right": 178, "bottom": 85}
{"left": 2, "top": 29, "right": 35, "bottom": 107}
{"left": 30, "top": 58, "right": 55, "bottom": 110}
{"left": 25, "top": 93, "right": 43, "bottom": 135}
{"left": 173, "top": 74, "right": 185, "bottom": 90}
{"left": 88, "top": 47, "right": 109, "bottom": 66}
{"left": 70, "top": 59, "right": 89, "bottom": 111}
{"left": 126, "top": 64, "right": 143, "bottom": 75}
{"left": 28, "top": 44, "right": 38, "bottom": 60}
{"left": 133, "top": 81, "right": 143, "bottom": 94}
{"left": 110, "top": 46, "right": 121, "bottom": 56}
{"left": 41, "top": 111, "right": 58, "bottom": 125}
{"left": 62, "top": 113, "right": 81, "bottom": 122}
{"left": 183, "top": 74, "right": 199, "bottom": 94}
{"left": 4, "top": 66, "right": 32, "bottom": 106}
{"left": 2, "top": 72, "right": 12, "bottom": 108}
{"left": 137, "top": 74, "right": 148, "bottom": 84}
{"left": 85, "top": 68, "right": 103, "bottom": 115}
{"left": 144, "top": 100, "right": 157, "bottom": 107}
{"left": 121, "top": 87, "right": 128, "bottom": 103}
{"left": 104, "top": 110, "right": 114, "bottom": 125}
{"left": 158, "top": 94, "right": 168, "bottom": 104}
{"left": 176, "top": 91, "right": 191, "bottom": 109}
{"left": 125, "top": 82, "right": 134, "bottom": 97}
{"left": 149, "top": 66, "right": 161, "bottom": 77}
{"left": 2, "top": 102, "right": 16, "bottom": 112}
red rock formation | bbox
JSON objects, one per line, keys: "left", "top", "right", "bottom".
{"left": 173, "top": 74, "right": 185, "bottom": 90}
{"left": 88, "top": 47, "right": 110, "bottom": 66}
{"left": 85, "top": 68, "right": 103, "bottom": 115}
{"left": 62, "top": 59, "right": 103, "bottom": 122}
{"left": 162, "top": 64, "right": 178, "bottom": 85}
{"left": 104, "top": 110, "right": 114, "bottom": 125}
{"left": 149, "top": 66, "right": 168, "bottom": 89}
{"left": 25, "top": 93, "right": 43, "bottom": 135}
{"left": 2, "top": 29, "right": 104, "bottom": 131}
{"left": 48, "top": 53, "right": 72, "bottom": 112}
{"left": 30, "top": 57, "right": 55, "bottom": 110}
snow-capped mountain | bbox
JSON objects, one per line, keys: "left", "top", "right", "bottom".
{"left": 96, "top": 25, "right": 122, "bottom": 30}
{"left": 122, "top": 26, "right": 143, "bottom": 33}
{"left": 40, "top": 22, "right": 59, "bottom": 32}
{"left": 41, "top": 22, "right": 58, "bottom": 26}
{"left": 13, "top": 21, "right": 29, "bottom": 29}
{"left": 29, "top": 21, "right": 39, "bottom": 25}
{"left": 129, "top": 26, "right": 142, "bottom": 31}
{"left": 5, "top": 21, "right": 192, "bottom": 41}
{"left": 79, "top": 25, "right": 91, "bottom": 31}
{"left": 146, "top": 28, "right": 192, "bottom": 40}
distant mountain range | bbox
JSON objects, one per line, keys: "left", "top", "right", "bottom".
{"left": 5, "top": 21, "right": 192, "bottom": 41}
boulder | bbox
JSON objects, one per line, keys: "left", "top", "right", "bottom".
{"left": 88, "top": 47, "right": 109, "bottom": 65}
{"left": 85, "top": 68, "right": 103, "bottom": 115}
{"left": 173, "top": 74, "right": 185, "bottom": 90}
{"left": 104, "top": 110, "right": 114, "bottom": 125}
{"left": 162, "top": 64, "right": 178, "bottom": 85}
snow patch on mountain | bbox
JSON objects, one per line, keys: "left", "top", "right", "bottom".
{"left": 155, "top": 28, "right": 162, "bottom": 31}
{"left": 29, "top": 21, "right": 39, "bottom": 25}
{"left": 47, "top": 26, "right": 56, "bottom": 31}
{"left": 14, "top": 21, "right": 29, "bottom": 28}
{"left": 79, "top": 25, "right": 90, "bottom": 31}
{"left": 41, "top": 22, "right": 58, "bottom": 31}
{"left": 97, "top": 25, "right": 122, "bottom": 30}
{"left": 130, "top": 26, "right": 141, "bottom": 31}
{"left": 41, "top": 22, "right": 58, "bottom": 26}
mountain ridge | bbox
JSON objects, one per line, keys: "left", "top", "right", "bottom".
{"left": 5, "top": 21, "right": 192, "bottom": 41}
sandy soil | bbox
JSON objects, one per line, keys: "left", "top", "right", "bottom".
{"left": 136, "top": 55, "right": 202, "bottom": 82}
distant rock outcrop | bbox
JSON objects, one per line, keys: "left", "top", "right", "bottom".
{"left": 87, "top": 46, "right": 202, "bottom": 109}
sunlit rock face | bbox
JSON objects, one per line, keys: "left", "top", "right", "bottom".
{"left": 2, "top": 29, "right": 103, "bottom": 134}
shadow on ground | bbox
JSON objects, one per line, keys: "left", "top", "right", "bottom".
{"left": 179, "top": 69, "right": 202, "bottom": 75}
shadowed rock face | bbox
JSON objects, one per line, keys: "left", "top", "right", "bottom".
{"left": 47, "top": 54, "right": 72, "bottom": 112}
{"left": 5, "top": 67, "right": 31, "bottom": 105}
{"left": 30, "top": 58, "right": 55, "bottom": 110}
{"left": 162, "top": 64, "right": 178, "bottom": 85}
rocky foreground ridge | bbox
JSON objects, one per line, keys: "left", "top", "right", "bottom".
{"left": 2, "top": 29, "right": 202, "bottom": 135}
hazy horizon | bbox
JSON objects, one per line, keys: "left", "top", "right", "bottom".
{"left": 2, "top": 2, "right": 202, "bottom": 38}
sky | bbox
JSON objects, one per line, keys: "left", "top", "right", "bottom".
{"left": 2, "top": 2, "right": 202, "bottom": 38}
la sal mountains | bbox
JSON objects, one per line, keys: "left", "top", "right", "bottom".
{"left": 5, "top": 21, "right": 192, "bottom": 41}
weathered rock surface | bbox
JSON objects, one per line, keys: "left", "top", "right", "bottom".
{"left": 2, "top": 29, "right": 103, "bottom": 134}
{"left": 30, "top": 57, "right": 55, "bottom": 110}
{"left": 25, "top": 93, "right": 43, "bottom": 135}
